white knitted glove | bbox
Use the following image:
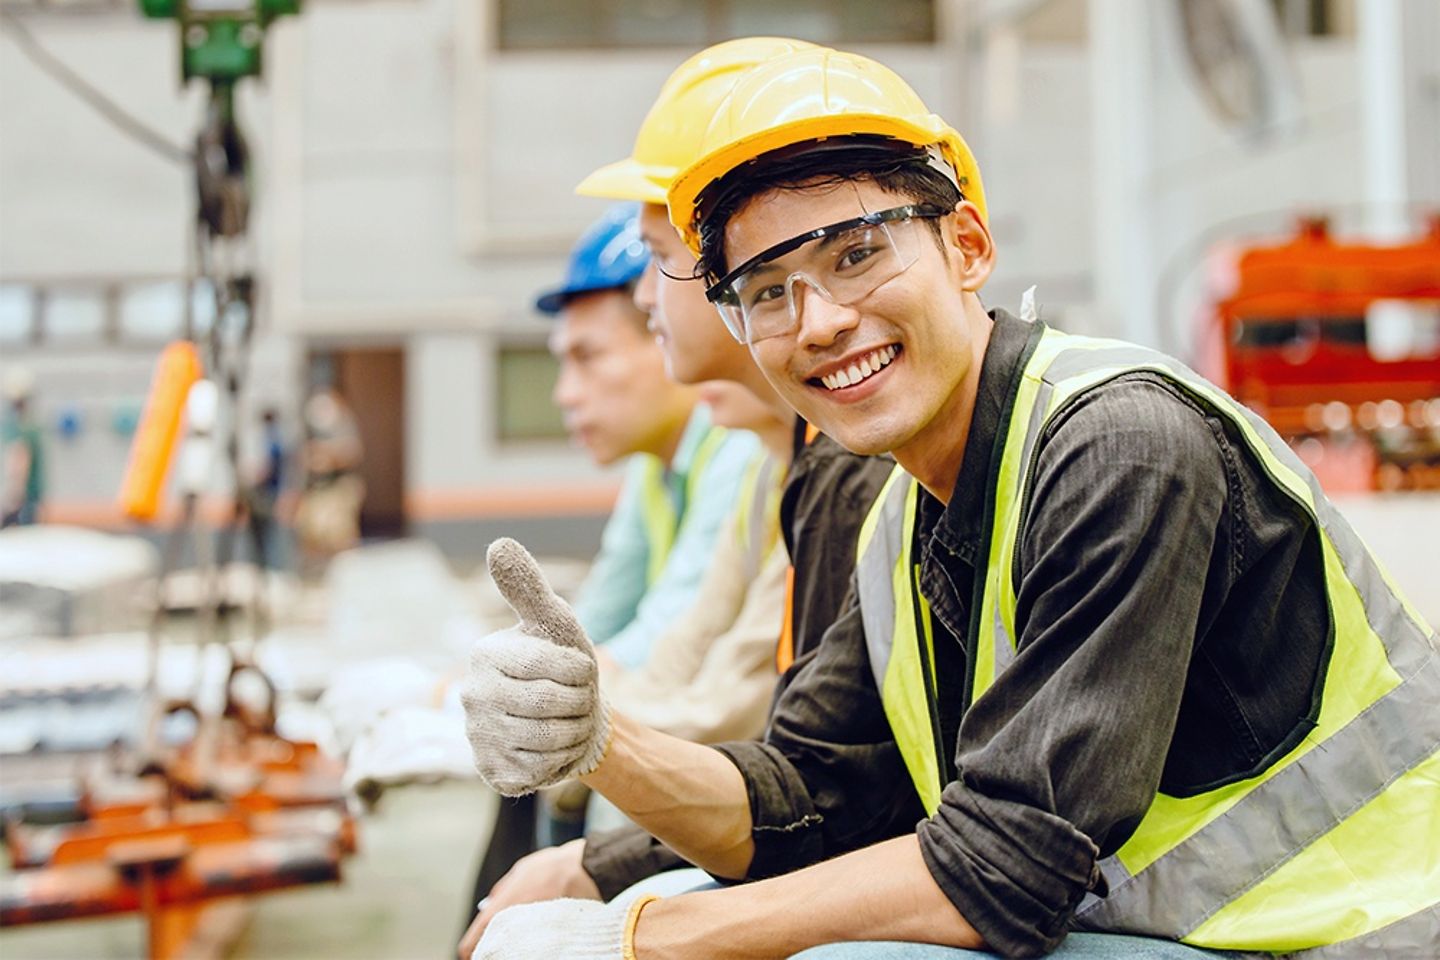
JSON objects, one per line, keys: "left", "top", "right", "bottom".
{"left": 472, "top": 895, "right": 657, "bottom": 960}
{"left": 463, "top": 538, "right": 612, "bottom": 796}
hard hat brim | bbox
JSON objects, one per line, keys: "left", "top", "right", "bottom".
{"left": 575, "top": 158, "right": 671, "bottom": 206}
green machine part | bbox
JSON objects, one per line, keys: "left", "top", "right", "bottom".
{"left": 139, "top": 0, "right": 301, "bottom": 83}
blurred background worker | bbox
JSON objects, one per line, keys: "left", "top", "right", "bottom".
{"left": 1, "top": 367, "right": 44, "bottom": 527}
{"left": 469, "top": 202, "right": 758, "bottom": 904}
{"left": 236, "top": 406, "right": 287, "bottom": 571}
{"left": 294, "top": 384, "right": 366, "bottom": 567}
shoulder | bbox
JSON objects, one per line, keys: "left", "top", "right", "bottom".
{"left": 697, "top": 425, "right": 761, "bottom": 475}
{"left": 1038, "top": 372, "right": 1225, "bottom": 477}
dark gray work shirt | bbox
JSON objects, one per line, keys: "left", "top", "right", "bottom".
{"left": 714, "top": 310, "right": 1332, "bottom": 957}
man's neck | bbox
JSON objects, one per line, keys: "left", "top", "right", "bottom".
{"left": 651, "top": 411, "right": 691, "bottom": 468}
{"left": 891, "top": 304, "right": 993, "bottom": 505}
{"left": 755, "top": 415, "right": 795, "bottom": 465}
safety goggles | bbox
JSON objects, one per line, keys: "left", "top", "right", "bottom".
{"left": 705, "top": 204, "right": 945, "bottom": 344}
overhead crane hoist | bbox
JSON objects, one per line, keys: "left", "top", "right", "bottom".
{"left": 0, "top": 5, "right": 357, "bottom": 959}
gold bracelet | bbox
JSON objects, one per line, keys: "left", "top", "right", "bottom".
{"left": 621, "top": 894, "right": 661, "bottom": 960}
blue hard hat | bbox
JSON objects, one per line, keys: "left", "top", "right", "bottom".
{"left": 535, "top": 203, "right": 650, "bottom": 316}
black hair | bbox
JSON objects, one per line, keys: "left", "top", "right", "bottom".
{"left": 695, "top": 136, "right": 964, "bottom": 282}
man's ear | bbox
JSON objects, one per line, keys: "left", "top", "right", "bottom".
{"left": 944, "top": 200, "right": 995, "bottom": 292}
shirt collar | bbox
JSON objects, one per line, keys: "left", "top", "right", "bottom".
{"left": 921, "top": 308, "right": 1044, "bottom": 561}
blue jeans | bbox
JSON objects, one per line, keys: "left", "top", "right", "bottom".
{"left": 616, "top": 871, "right": 1234, "bottom": 959}
{"left": 791, "top": 937, "right": 1234, "bottom": 959}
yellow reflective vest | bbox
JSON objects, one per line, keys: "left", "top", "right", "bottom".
{"left": 855, "top": 325, "right": 1440, "bottom": 956}
{"left": 636, "top": 427, "right": 728, "bottom": 586}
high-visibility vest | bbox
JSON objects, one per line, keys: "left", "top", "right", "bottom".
{"left": 637, "top": 426, "right": 727, "bottom": 586}
{"left": 855, "top": 325, "right": 1440, "bottom": 956}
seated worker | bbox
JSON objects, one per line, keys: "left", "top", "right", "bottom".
{"left": 457, "top": 38, "right": 897, "bottom": 960}
{"left": 462, "top": 45, "right": 1439, "bottom": 959}
{"left": 466, "top": 202, "right": 757, "bottom": 902}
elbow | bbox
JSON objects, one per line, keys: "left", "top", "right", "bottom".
{"left": 917, "top": 797, "right": 1102, "bottom": 958}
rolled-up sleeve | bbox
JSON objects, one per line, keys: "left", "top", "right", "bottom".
{"left": 916, "top": 377, "right": 1229, "bottom": 956}
{"left": 582, "top": 825, "right": 689, "bottom": 902}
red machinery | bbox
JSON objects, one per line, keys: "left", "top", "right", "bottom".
{"left": 1200, "top": 215, "right": 1440, "bottom": 492}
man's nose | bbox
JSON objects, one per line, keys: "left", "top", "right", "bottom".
{"left": 634, "top": 262, "right": 658, "bottom": 315}
{"left": 552, "top": 364, "right": 582, "bottom": 409}
{"left": 789, "top": 275, "right": 859, "bottom": 350}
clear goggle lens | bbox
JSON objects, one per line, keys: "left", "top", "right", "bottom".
{"left": 707, "top": 205, "right": 942, "bottom": 344}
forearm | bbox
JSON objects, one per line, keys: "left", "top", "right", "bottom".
{"left": 634, "top": 834, "right": 983, "bottom": 959}
{"left": 582, "top": 712, "right": 755, "bottom": 879}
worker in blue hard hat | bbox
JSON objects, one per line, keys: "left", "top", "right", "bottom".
{"left": 467, "top": 202, "right": 759, "bottom": 907}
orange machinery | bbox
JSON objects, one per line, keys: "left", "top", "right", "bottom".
{"left": 1, "top": 664, "right": 356, "bottom": 960}
{"left": 1199, "top": 215, "right": 1440, "bottom": 492}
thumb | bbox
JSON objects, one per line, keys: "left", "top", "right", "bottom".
{"left": 486, "top": 538, "right": 590, "bottom": 652}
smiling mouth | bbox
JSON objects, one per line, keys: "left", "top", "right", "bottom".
{"left": 810, "top": 345, "right": 901, "bottom": 392}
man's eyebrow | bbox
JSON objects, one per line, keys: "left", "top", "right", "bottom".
{"left": 815, "top": 219, "right": 864, "bottom": 251}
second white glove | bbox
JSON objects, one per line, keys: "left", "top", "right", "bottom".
{"left": 462, "top": 538, "right": 612, "bottom": 796}
{"left": 472, "top": 894, "right": 658, "bottom": 960}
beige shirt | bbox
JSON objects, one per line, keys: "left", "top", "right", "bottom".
{"left": 604, "top": 455, "right": 786, "bottom": 745}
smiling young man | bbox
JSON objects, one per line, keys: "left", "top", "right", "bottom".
{"left": 463, "top": 46, "right": 1438, "bottom": 960}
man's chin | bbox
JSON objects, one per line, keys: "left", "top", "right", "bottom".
{"left": 815, "top": 422, "right": 899, "bottom": 457}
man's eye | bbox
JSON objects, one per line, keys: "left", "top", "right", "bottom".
{"left": 748, "top": 284, "right": 786, "bottom": 307}
{"left": 837, "top": 245, "right": 881, "bottom": 271}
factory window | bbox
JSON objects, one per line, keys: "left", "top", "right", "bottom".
{"left": 43, "top": 290, "right": 109, "bottom": 343}
{"left": 496, "top": 0, "right": 935, "bottom": 50}
{"left": 119, "top": 281, "right": 187, "bottom": 343}
{"left": 496, "top": 343, "right": 567, "bottom": 442}
{"left": 0, "top": 286, "right": 36, "bottom": 344}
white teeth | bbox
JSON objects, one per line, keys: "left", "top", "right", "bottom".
{"left": 818, "top": 346, "right": 899, "bottom": 391}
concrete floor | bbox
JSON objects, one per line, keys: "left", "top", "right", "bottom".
{"left": 0, "top": 780, "right": 499, "bottom": 960}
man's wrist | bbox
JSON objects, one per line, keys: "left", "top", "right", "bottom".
{"left": 628, "top": 894, "right": 684, "bottom": 960}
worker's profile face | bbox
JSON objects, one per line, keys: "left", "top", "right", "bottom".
{"left": 731, "top": 178, "right": 977, "bottom": 457}
{"left": 550, "top": 291, "right": 694, "bottom": 466}
{"left": 635, "top": 203, "right": 758, "bottom": 388}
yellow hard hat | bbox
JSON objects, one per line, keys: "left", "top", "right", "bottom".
{"left": 666, "top": 47, "right": 987, "bottom": 255}
{"left": 576, "top": 37, "right": 822, "bottom": 205}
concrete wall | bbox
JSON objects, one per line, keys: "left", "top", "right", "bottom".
{"left": 4, "top": 0, "right": 1436, "bottom": 558}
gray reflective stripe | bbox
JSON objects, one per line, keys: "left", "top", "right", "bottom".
{"left": 1015, "top": 378, "right": 1056, "bottom": 507}
{"left": 1294, "top": 904, "right": 1440, "bottom": 959}
{"left": 1074, "top": 857, "right": 1132, "bottom": 923}
{"left": 1075, "top": 648, "right": 1440, "bottom": 936}
{"left": 743, "top": 457, "right": 777, "bottom": 582}
{"left": 1036, "top": 343, "right": 1437, "bottom": 672}
{"left": 1226, "top": 399, "right": 1439, "bottom": 675}
{"left": 992, "top": 601, "right": 1015, "bottom": 676}
{"left": 857, "top": 474, "right": 911, "bottom": 694}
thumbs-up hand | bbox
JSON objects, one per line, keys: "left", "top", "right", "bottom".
{"left": 462, "top": 538, "right": 612, "bottom": 796}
